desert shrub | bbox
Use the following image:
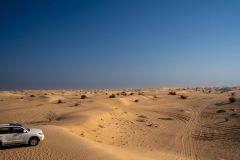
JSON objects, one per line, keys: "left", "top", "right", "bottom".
{"left": 138, "top": 92, "right": 144, "bottom": 96}
{"left": 168, "top": 91, "right": 176, "bottom": 95}
{"left": 109, "top": 94, "right": 116, "bottom": 98}
{"left": 216, "top": 109, "right": 226, "bottom": 113}
{"left": 30, "top": 94, "right": 35, "bottom": 98}
{"left": 46, "top": 111, "right": 58, "bottom": 122}
{"left": 225, "top": 117, "right": 229, "bottom": 122}
{"left": 74, "top": 103, "right": 79, "bottom": 106}
{"left": 57, "top": 99, "right": 63, "bottom": 104}
{"left": 134, "top": 99, "right": 139, "bottom": 103}
{"left": 230, "top": 113, "right": 238, "bottom": 117}
{"left": 98, "top": 125, "right": 104, "bottom": 128}
{"left": 229, "top": 97, "right": 236, "bottom": 103}
{"left": 153, "top": 95, "right": 158, "bottom": 98}
{"left": 116, "top": 93, "right": 120, "bottom": 96}
{"left": 180, "top": 95, "right": 187, "bottom": 99}
{"left": 81, "top": 95, "right": 87, "bottom": 99}
{"left": 158, "top": 117, "right": 173, "bottom": 120}
{"left": 136, "top": 119, "right": 146, "bottom": 122}
{"left": 138, "top": 115, "right": 147, "bottom": 118}
{"left": 129, "top": 93, "right": 134, "bottom": 96}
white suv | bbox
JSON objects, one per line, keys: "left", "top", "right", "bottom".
{"left": 0, "top": 123, "right": 44, "bottom": 147}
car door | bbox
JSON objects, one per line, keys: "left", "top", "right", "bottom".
{"left": 11, "top": 127, "right": 27, "bottom": 144}
{"left": 0, "top": 127, "right": 13, "bottom": 145}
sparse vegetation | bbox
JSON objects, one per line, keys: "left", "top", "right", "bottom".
{"left": 225, "top": 117, "right": 229, "bottom": 122}
{"left": 46, "top": 111, "right": 58, "bottom": 122}
{"left": 158, "top": 117, "right": 173, "bottom": 120}
{"left": 57, "top": 99, "right": 63, "bottom": 104}
{"left": 216, "top": 109, "right": 226, "bottom": 113}
{"left": 81, "top": 95, "right": 87, "bottom": 99}
{"left": 129, "top": 93, "right": 134, "bottom": 96}
{"left": 80, "top": 132, "right": 85, "bottom": 137}
{"left": 230, "top": 113, "right": 238, "bottom": 117}
{"left": 229, "top": 97, "right": 236, "bottom": 103}
{"left": 168, "top": 91, "right": 176, "bottom": 95}
{"left": 134, "top": 99, "right": 139, "bottom": 103}
{"left": 109, "top": 94, "right": 116, "bottom": 98}
{"left": 30, "top": 94, "right": 35, "bottom": 98}
{"left": 74, "top": 103, "right": 79, "bottom": 106}
{"left": 136, "top": 118, "right": 146, "bottom": 122}
{"left": 121, "top": 91, "right": 127, "bottom": 96}
{"left": 138, "top": 115, "right": 147, "bottom": 118}
{"left": 180, "top": 95, "right": 187, "bottom": 99}
{"left": 98, "top": 125, "right": 104, "bottom": 128}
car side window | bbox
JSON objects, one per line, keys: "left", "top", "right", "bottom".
{"left": 12, "top": 127, "right": 24, "bottom": 133}
{"left": 0, "top": 127, "right": 10, "bottom": 134}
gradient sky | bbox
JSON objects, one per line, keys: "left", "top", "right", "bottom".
{"left": 1, "top": 0, "right": 240, "bottom": 90}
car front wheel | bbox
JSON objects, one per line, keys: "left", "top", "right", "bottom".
{"left": 29, "top": 137, "right": 39, "bottom": 146}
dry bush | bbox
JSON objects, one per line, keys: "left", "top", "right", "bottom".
{"left": 57, "top": 99, "right": 63, "bottom": 104}
{"left": 109, "top": 94, "right": 116, "bottom": 98}
{"left": 30, "top": 94, "right": 35, "bottom": 98}
{"left": 168, "top": 91, "right": 176, "bottom": 95}
{"left": 81, "top": 95, "right": 87, "bottom": 99}
{"left": 138, "top": 115, "right": 147, "bottom": 119}
{"left": 180, "top": 95, "right": 187, "bottom": 99}
{"left": 98, "top": 125, "right": 104, "bottom": 128}
{"left": 153, "top": 95, "right": 158, "bottom": 98}
{"left": 136, "top": 119, "right": 146, "bottom": 122}
{"left": 158, "top": 117, "right": 173, "bottom": 120}
{"left": 74, "top": 103, "right": 80, "bottom": 106}
{"left": 229, "top": 97, "right": 236, "bottom": 103}
{"left": 216, "top": 109, "right": 226, "bottom": 113}
{"left": 134, "top": 99, "right": 139, "bottom": 103}
{"left": 46, "top": 111, "right": 58, "bottom": 122}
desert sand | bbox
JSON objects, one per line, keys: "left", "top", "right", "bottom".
{"left": 0, "top": 88, "right": 240, "bottom": 160}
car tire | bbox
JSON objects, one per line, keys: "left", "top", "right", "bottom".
{"left": 28, "top": 137, "right": 39, "bottom": 146}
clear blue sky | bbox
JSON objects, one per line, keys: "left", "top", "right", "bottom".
{"left": 1, "top": 0, "right": 240, "bottom": 90}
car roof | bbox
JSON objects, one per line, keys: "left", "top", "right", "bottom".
{"left": 0, "top": 123, "right": 22, "bottom": 127}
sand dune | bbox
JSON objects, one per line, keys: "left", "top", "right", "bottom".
{"left": 0, "top": 88, "right": 240, "bottom": 160}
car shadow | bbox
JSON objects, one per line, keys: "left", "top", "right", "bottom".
{"left": 0, "top": 144, "right": 32, "bottom": 150}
